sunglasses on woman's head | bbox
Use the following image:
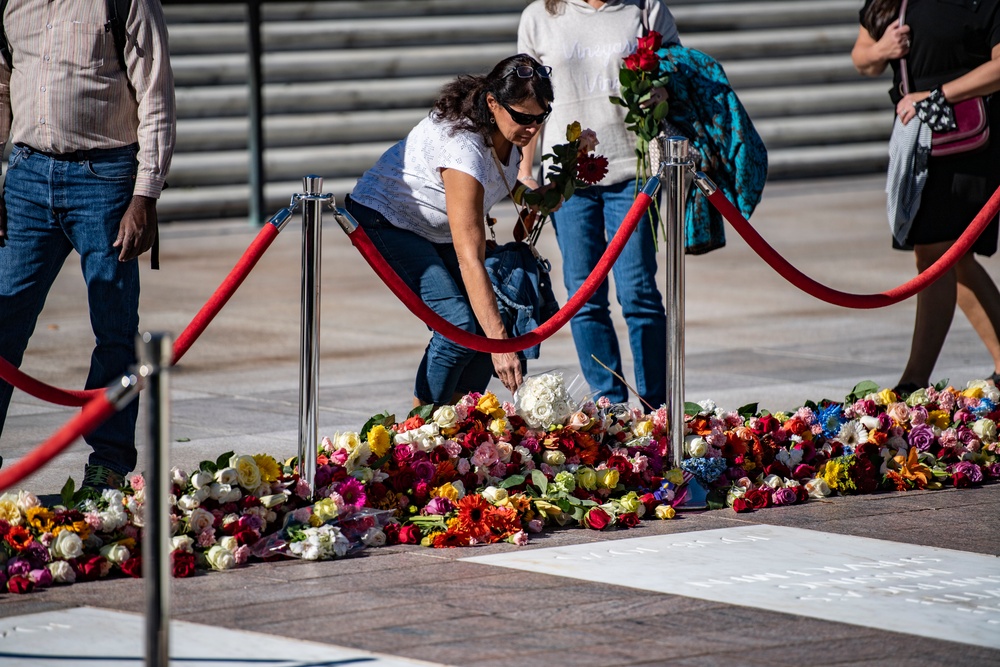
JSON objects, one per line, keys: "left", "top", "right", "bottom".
{"left": 503, "top": 65, "right": 552, "bottom": 79}
{"left": 500, "top": 100, "right": 551, "bottom": 126}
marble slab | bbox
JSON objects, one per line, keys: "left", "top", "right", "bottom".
{"left": 0, "top": 607, "right": 446, "bottom": 667}
{"left": 464, "top": 525, "right": 1000, "bottom": 650}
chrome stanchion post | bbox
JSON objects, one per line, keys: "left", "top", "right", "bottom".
{"left": 661, "top": 137, "right": 703, "bottom": 507}
{"left": 298, "top": 176, "right": 332, "bottom": 493}
{"left": 137, "top": 332, "right": 172, "bottom": 667}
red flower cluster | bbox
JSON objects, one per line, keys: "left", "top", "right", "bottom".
{"left": 623, "top": 32, "right": 662, "bottom": 72}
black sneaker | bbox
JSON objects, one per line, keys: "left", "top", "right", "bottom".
{"left": 82, "top": 464, "right": 124, "bottom": 491}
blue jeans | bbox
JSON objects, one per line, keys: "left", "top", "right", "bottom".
{"left": 0, "top": 144, "right": 140, "bottom": 475}
{"left": 552, "top": 178, "right": 666, "bottom": 407}
{"left": 346, "top": 198, "right": 494, "bottom": 404}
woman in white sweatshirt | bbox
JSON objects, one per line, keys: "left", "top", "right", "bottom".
{"left": 518, "top": 0, "right": 680, "bottom": 408}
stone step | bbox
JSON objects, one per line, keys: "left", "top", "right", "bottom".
{"left": 156, "top": 141, "right": 892, "bottom": 222}
{"left": 171, "top": 43, "right": 515, "bottom": 86}
{"left": 174, "top": 76, "right": 889, "bottom": 124}
{"left": 754, "top": 111, "right": 891, "bottom": 148}
{"left": 671, "top": 0, "right": 861, "bottom": 31}
{"left": 683, "top": 25, "right": 860, "bottom": 60}
{"left": 167, "top": 14, "right": 521, "bottom": 54}
{"left": 162, "top": 0, "right": 531, "bottom": 23}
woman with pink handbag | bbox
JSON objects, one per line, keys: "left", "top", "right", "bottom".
{"left": 852, "top": 0, "right": 1000, "bottom": 395}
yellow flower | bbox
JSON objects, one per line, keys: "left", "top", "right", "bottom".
{"left": 664, "top": 468, "right": 684, "bottom": 485}
{"left": 367, "top": 424, "right": 391, "bottom": 458}
{"left": 566, "top": 120, "right": 582, "bottom": 142}
{"left": 597, "top": 468, "right": 620, "bottom": 490}
{"left": 253, "top": 454, "right": 281, "bottom": 483}
{"left": 0, "top": 499, "right": 22, "bottom": 525}
{"left": 928, "top": 410, "right": 951, "bottom": 430}
{"left": 655, "top": 505, "right": 676, "bottom": 520}
{"left": 576, "top": 467, "right": 598, "bottom": 491}
{"left": 26, "top": 507, "right": 54, "bottom": 533}
{"left": 477, "top": 393, "right": 505, "bottom": 419}
{"left": 875, "top": 388, "right": 896, "bottom": 406}
{"left": 312, "top": 497, "right": 340, "bottom": 524}
{"left": 432, "top": 483, "right": 460, "bottom": 502}
{"left": 489, "top": 418, "right": 507, "bottom": 438}
{"left": 632, "top": 420, "right": 653, "bottom": 438}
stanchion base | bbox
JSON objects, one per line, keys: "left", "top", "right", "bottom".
{"left": 677, "top": 478, "right": 709, "bottom": 511}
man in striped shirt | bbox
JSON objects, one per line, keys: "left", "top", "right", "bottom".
{"left": 0, "top": 0, "right": 175, "bottom": 489}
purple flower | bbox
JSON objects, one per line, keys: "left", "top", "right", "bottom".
{"left": 422, "top": 497, "right": 454, "bottom": 516}
{"left": 909, "top": 405, "right": 929, "bottom": 425}
{"left": 877, "top": 413, "right": 893, "bottom": 431}
{"left": 29, "top": 568, "right": 53, "bottom": 588}
{"left": 5, "top": 557, "right": 30, "bottom": 577}
{"left": 985, "top": 462, "right": 1000, "bottom": 479}
{"left": 411, "top": 460, "right": 436, "bottom": 482}
{"left": 953, "top": 409, "right": 974, "bottom": 425}
{"left": 950, "top": 461, "right": 984, "bottom": 484}
{"left": 908, "top": 424, "right": 937, "bottom": 451}
{"left": 314, "top": 464, "right": 334, "bottom": 489}
{"left": 772, "top": 487, "right": 798, "bottom": 506}
{"left": 23, "top": 541, "right": 51, "bottom": 569}
{"left": 335, "top": 478, "right": 367, "bottom": 509}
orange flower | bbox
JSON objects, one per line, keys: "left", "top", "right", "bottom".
{"left": 433, "top": 460, "right": 457, "bottom": 486}
{"left": 433, "top": 530, "right": 471, "bottom": 548}
{"left": 454, "top": 495, "right": 493, "bottom": 541}
{"left": 895, "top": 447, "right": 933, "bottom": 489}
{"left": 5, "top": 525, "right": 33, "bottom": 552}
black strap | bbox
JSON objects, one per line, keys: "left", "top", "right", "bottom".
{"left": 0, "top": 0, "right": 11, "bottom": 70}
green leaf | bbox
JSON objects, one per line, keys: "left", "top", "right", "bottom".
{"left": 499, "top": 474, "right": 526, "bottom": 489}
{"left": 619, "top": 68, "right": 638, "bottom": 88}
{"left": 845, "top": 380, "right": 880, "bottom": 403}
{"left": 737, "top": 402, "right": 759, "bottom": 419}
{"left": 934, "top": 378, "right": 950, "bottom": 391}
{"left": 408, "top": 404, "right": 435, "bottom": 420}
{"left": 60, "top": 477, "right": 76, "bottom": 508}
{"left": 216, "top": 451, "right": 235, "bottom": 469}
{"left": 175, "top": 437, "right": 190, "bottom": 443}
{"left": 653, "top": 100, "right": 670, "bottom": 121}
{"left": 530, "top": 469, "right": 548, "bottom": 495}
{"left": 570, "top": 506, "right": 586, "bottom": 522}
{"left": 199, "top": 460, "right": 218, "bottom": 475}
{"left": 684, "top": 401, "right": 704, "bottom": 416}
{"left": 562, "top": 180, "right": 576, "bottom": 201}
{"left": 609, "top": 95, "right": 627, "bottom": 107}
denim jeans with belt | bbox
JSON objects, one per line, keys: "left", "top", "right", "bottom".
{"left": 346, "top": 197, "right": 493, "bottom": 404}
{"left": 552, "top": 178, "right": 667, "bottom": 408}
{"left": 0, "top": 143, "right": 140, "bottom": 475}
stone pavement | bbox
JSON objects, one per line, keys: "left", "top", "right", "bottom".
{"left": 1, "top": 175, "right": 999, "bottom": 666}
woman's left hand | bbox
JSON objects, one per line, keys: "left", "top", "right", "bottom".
{"left": 896, "top": 91, "right": 930, "bottom": 125}
{"left": 492, "top": 351, "right": 523, "bottom": 394}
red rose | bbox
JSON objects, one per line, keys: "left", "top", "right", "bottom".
{"left": 637, "top": 31, "right": 662, "bottom": 52}
{"left": 623, "top": 52, "right": 643, "bottom": 72}
{"left": 171, "top": 550, "right": 197, "bottom": 578}
{"left": 583, "top": 507, "right": 612, "bottom": 530}
{"left": 618, "top": 512, "right": 641, "bottom": 528}
{"left": 7, "top": 574, "right": 33, "bottom": 594}
{"left": 745, "top": 487, "right": 770, "bottom": 510}
{"left": 234, "top": 529, "right": 259, "bottom": 546}
{"left": 72, "top": 555, "right": 107, "bottom": 582}
{"left": 397, "top": 524, "right": 421, "bottom": 544}
{"left": 792, "top": 464, "right": 815, "bottom": 480}
{"left": 952, "top": 472, "right": 971, "bottom": 488}
{"left": 637, "top": 49, "right": 658, "bottom": 72}
{"left": 732, "top": 498, "right": 753, "bottom": 513}
{"left": 639, "top": 493, "right": 659, "bottom": 512}
{"left": 121, "top": 556, "right": 142, "bottom": 578}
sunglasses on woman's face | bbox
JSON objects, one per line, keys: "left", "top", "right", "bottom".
{"left": 504, "top": 65, "right": 552, "bottom": 79}
{"left": 500, "top": 100, "right": 551, "bottom": 126}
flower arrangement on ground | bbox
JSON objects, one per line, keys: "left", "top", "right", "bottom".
{"left": 0, "top": 375, "right": 998, "bottom": 594}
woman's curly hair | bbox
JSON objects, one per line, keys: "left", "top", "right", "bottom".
{"left": 860, "top": 0, "right": 902, "bottom": 40}
{"left": 431, "top": 54, "right": 555, "bottom": 145}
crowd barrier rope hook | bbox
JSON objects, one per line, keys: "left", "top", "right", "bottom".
{"left": 0, "top": 374, "right": 140, "bottom": 493}
{"left": 137, "top": 332, "right": 172, "bottom": 667}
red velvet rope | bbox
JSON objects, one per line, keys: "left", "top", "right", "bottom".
{"left": 173, "top": 222, "right": 280, "bottom": 363}
{"left": 0, "top": 391, "right": 117, "bottom": 492}
{"left": 706, "top": 184, "right": 1000, "bottom": 309}
{"left": 350, "top": 192, "right": 654, "bottom": 354}
{"left": 0, "top": 223, "right": 281, "bottom": 407}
